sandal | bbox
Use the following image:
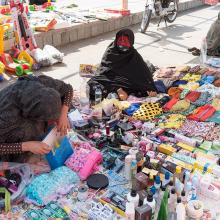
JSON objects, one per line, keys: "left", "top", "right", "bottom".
{"left": 192, "top": 49, "right": 201, "bottom": 56}
{"left": 188, "top": 47, "right": 197, "bottom": 52}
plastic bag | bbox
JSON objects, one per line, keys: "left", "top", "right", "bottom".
{"left": 30, "top": 48, "right": 50, "bottom": 66}
{"left": 43, "top": 45, "right": 64, "bottom": 64}
{"left": 0, "top": 162, "right": 33, "bottom": 209}
{"left": 200, "top": 37, "right": 207, "bottom": 65}
{"left": 26, "top": 166, "right": 79, "bottom": 206}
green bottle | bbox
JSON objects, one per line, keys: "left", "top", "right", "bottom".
{"left": 157, "top": 189, "right": 169, "bottom": 220}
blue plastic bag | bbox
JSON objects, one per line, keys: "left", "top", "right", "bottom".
{"left": 46, "top": 137, "right": 74, "bottom": 170}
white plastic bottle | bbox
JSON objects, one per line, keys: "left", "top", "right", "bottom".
{"left": 212, "top": 165, "right": 220, "bottom": 178}
{"left": 124, "top": 155, "right": 136, "bottom": 180}
{"left": 127, "top": 190, "right": 140, "bottom": 208}
{"left": 184, "top": 171, "right": 190, "bottom": 191}
{"left": 95, "top": 86, "right": 102, "bottom": 105}
{"left": 176, "top": 197, "right": 186, "bottom": 220}
{"left": 80, "top": 78, "right": 90, "bottom": 109}
{"left": 200, "top": 176, "right": 220, "bottom": 200}
{"left": 144, "top": 193, "right": 155, "bottom": 220}
{"left": 125, "top": 202, "right": 135, "bottom": 220}
{"left": 168, "top": 188, "right": 177, "bottom": 212}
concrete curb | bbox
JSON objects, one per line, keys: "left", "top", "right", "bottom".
{"left": 5, "top": 0, "right": 205, "bottom": 50}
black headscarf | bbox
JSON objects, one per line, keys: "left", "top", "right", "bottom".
{"left": 88, "top": 29, "right": 157, "bottom": 97}
{"left": 0, "top": 76, "right": 61, "bottom": 143}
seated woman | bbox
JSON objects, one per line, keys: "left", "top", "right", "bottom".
{"left": 189, "top": 12, "right": 220, "bottom": 57}
{"left": 88, "top": 29, "right": 157, "bottom": 101}
{"left": 0, "top": 75, "right": 73, "bottom": 162}
{"left": 206, "top": 12, "right": 220, "bottom": 57}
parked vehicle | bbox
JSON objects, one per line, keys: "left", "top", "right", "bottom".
{"left": 140, "top": 0, "right": 179, "bottom": 33}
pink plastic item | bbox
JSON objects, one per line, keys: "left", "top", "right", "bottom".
{"left": 79, "top": 151, "right": 103, "bottom": 180}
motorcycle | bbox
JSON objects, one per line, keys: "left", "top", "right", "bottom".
{"left": 140, "top": 0, "right": 179, "bottom": 33}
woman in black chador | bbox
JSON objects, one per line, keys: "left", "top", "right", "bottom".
{"left": 88, "top": 29, "right": 157, "bottom": 101}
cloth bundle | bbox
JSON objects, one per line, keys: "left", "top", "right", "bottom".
{"left": 206, "top": 111, "right": 220, "bottom": 124}
{"left": 191, "top": 92, "right": 210, "bottom": 107}
{"left": 26, "top": 166, "right": 79, "bottom": 206}
{"left": 159, "top": 114, "right": 186, "bottom": 129}
{"left": 168, "top": 87, "right": 183, "bottom": 98}
{"left": 181, "top": 73, "right": 201, "bottom": 82}
{"left": 206, "top": 126, "right": 220, "bottom": 141}
{"left": 132, "top": 102, "right": 163, "bottom": 121}
{"left": 170, "top": 100, "right": 191, "bottom": 112}
{"left": 188, "top": 104, "right": 216, "bottom": 121}
{"left": 178, "top": 119, "right": 215, "bottom": 138}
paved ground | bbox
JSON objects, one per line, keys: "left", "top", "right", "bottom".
{"left": 1, "top": 4, "right": 220, "bottom": 90}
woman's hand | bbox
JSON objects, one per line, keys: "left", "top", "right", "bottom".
{"left": 147, "top": 91, "right": 157, "bottom": 97}
{"left": 22, "top": 141, "right": 52, "bottom": 155}
{"left": 117, "top": 88, "right": 128, "bottom": 101}
{"left": 57, "top": 105, "right": 70, "bottom": 136}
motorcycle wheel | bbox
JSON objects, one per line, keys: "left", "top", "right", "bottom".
{"left": 165, "top": 0, "right": 178, "bottom": 23}
{"left": 140, "top": 7, "right": 152, "bottom": 33}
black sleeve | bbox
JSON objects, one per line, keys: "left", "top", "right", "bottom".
{"left": 29, "top": 0, "right": 47, "bottom": 5}
{"left": 0, "top": 143, "right": 22, "bottom": 155}
{"left": 37, "top": 75, "right": 73, "bottom": 107}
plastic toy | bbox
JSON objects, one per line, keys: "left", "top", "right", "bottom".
{"left": 18, "top": 50, "right": 34, "bottom": 66}
{"left": 79, "top": 150, "right": 103, "bottom": 180}
{"left": 0, "top": 24, "right": 10, "bottom": 54}
{"left": 14, "top": 59, "right": 32, "bottom": 76}
{"left": 10, "top": 0, "right": 37, "bottom": 51}
{"left": 0, "top": 61, "right": 5, "bottom": 81}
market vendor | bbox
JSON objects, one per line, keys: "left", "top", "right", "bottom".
{"left": 188, "top": 12, "right": 220, "bottom": 57}
{"left": 88, "top": 29, "right": 158, "bottom": 101}
{"left": 0, "top": 75, "right": 73, "bottom": 161}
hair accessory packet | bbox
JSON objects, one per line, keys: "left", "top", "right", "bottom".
{"left": 0, "top": 162, "right": 33, "bottom": 210}
{"left": 25, "top": 166, "right": 79, "bottom": 206}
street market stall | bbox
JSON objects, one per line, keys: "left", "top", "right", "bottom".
{"left": 1, "top": 63, "right": 220, "bottom": 219}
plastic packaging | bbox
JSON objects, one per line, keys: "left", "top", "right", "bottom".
{"left": 0, "top": 162, "right": 33, "bottom": 209}
{"left": 43, "top": 45, "right": 64, "bottom": 63}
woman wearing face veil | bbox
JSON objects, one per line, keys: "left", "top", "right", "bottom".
{"left": 88, "top": 29, "right": 157, "bottom": 101}
{"left": 0, "top": 75, "right": 73, "bottom": 162}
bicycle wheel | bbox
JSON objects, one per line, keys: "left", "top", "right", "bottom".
{"left": 140, "top": 7, "right": 152, "bottom": 33}
{"left": 165, "top": 0, "right": 178, "bottom": 23}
